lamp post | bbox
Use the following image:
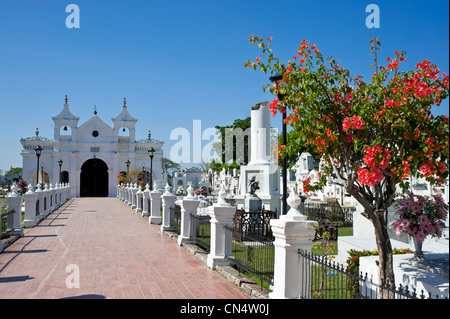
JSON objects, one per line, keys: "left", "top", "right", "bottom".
{"left": 269, "top": 70, "right": 287, "bottom": 215}
{"left": 34, "top": 145, "right": 43, "bottom": 187}
{"left": 148, "top": 147, "right": 155, "bottom": 189}
{"left": 126, "top": 160, "right": 130, "bottom": 184}
{"left": 58, "top": 159, "right": 63, "bottom": 184}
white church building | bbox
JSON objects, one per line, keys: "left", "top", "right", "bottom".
{"left": 20, "top": 96, "right": 164, "bottom": 198}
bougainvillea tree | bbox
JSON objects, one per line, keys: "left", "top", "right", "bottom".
{"left": 245, "top": 35, "right": 449, "bottom": 290}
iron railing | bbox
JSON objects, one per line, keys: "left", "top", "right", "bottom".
{"left": 298, "top": 249, "right": 444, "bottom": 299}
{"left": 190, "top": 213, "right": 211, "bottom": 252}
{"left": 233, "top": 208, "right": 276, "bottom": 241}
{"left": 223, "top": 208, "right": 277, "bottom": 287}
{"left": 225, "top": 224, "right": 274, "bottom": 287}
{"left": 172, "top": 204, "right": 181, "bottom": 234}
{"left": 304, "top": 199, "right": 353, "bottom": 241}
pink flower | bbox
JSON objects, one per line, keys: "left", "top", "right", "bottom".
{"left": 343, "top": 115, "right": 365, "bottom": 132}
{"left": 357, "top": 167, "right": 383, "bottom": 186}
{"left": 269, "top": 98, "right": 279, "bottom": 117}
{"left": 363, "top": 145, "right": 391, "bottom": 170}
{"left": 385, "top": 99, "right": 394, "bottom": 108}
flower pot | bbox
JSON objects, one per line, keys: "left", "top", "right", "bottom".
{"left": 413, "top": 237, "right": 424, "bottom": 260}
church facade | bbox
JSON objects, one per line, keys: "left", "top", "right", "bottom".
{"left": 20, "top": 96, "right": 164, "bottom": 198}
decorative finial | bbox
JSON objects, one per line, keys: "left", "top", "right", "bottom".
{"left": 123, "top": 98, "right": 126, "bottom": 107}
{"left": 94, "top": 105, "right": 97, "bottom": 115}
{"left": 148, "top": 130, "right": 151, "bottom": 140}
{"left": 65, "top": 95, "right": 68, "bottom": 103}
{"left": 36, "top": 127, "right": 39, "bottom": 137}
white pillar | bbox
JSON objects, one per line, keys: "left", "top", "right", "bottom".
{"left": 149, "top": 183, "right": 162, "bottom": 224}
{"left": 124, "top": 183, "right": 130, "bottom": 204}
{"left": 64, "top": 183, "right": 69, "bottom": 201}
{"left": 249, "top": 101, "right": 271, "bottom": 165}
{"left": 35, "top": 183, "right": 44, "bottom": 217}
{"left": 142, "top": 183, "right": 151, "bottom": 217}
{"left": 207, "top": 185, "right": 235, "bottom": 269}
{"left": 49, "top": 183, "right": 56, "bottom": 211}
{"left": 161, "top": 184, "right": 176, "bottom": 232}
{"left": 43, "top": 183, "right": 51, "bottom": 215}
{"left": 23, "top": 184, "right": 38, "bottom": 227}
{"left": 269, "top": 188, "right": 316, "bottom": 299}
{"left": 54, "top": 183, "right": 60, "bottom": 208}
{"left": 131, "top": 183, "right": 138, "bottom": 209}
{"left": 136, "top": 187, "right": 143, "bottom": 213}
{"left": 177, "top": 185, "right": 200, "bottom": 246}
{"left": 5, "top": 184, "right": 24, "bottom": 237}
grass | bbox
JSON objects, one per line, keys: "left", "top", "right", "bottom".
{"left": 310, "top": 264, "right": 359, "bottom": 299}
{"left": 230, "top": 236, "right": 275, "bottom": 288}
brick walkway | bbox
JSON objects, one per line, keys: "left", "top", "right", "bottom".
{"left": 0, "top": 197, "right": 250, "bottom": 299}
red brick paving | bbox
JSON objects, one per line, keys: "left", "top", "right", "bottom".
{"left": 0, "top": 197, "right": 250, "bottom": 299}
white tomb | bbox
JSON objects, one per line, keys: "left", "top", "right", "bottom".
{"left": 236, "top": 101, "right": 281, "bottom": 214}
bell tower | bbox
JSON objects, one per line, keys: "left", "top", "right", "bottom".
{"left": 111, "top": 98, "right": 138, "bottom": 142}
{"left": 52, "top": 95, "right": 80, "bottom": 141}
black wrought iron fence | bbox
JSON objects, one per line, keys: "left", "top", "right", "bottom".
{"left": 304, "top": 199, "right": 353, "bottom": 241}
{"left": 1, "top": 211, "right": 14, "bottom": 237}
{"left": 225, "top": 224, "right": 274, "bottom": 287}
{"left": 223, "top": 208, "right": 277, "bottom": 287}
{"left": 233, "top": 208, "right": 276, "bottom": 241}
{"left": 172, "top": 204, "right": 181, "bottom": 234}
{"left": 298, "top": 249, "right": 444, "bottom": 299}
{"left": 190, "top": 213, "right": 211, "bottom": 252}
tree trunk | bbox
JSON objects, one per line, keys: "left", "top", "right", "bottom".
{"left": 371, "top": 210, "right": 395, "bottom": 299}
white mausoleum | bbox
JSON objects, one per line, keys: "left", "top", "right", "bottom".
{"left": 20, "top": 96, "right": 164, "bottom": 197}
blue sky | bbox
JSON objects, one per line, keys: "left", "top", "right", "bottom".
{"left": 0, "top": 0, "right": 448, "bottom": 173}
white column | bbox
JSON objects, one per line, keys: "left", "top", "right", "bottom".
{"left": 136, "top": 187, "right": 143, "bottom": 213}
{"left": 35, "top": 183, "right": 44, "bottom": 217}
{"left": 54, "top": 183, "right": 60, "bottom": 208}
{"left": 66, "top": 183, "right": 71, "bottom": 200}
{"left": 249, "top": 101, "right": 271, "bottom": 165}
{"left": 177, "top": 185, "right": 200, "bottom": 246}
{"left": 5, "top": 184, "right": 24, "bottom": 237}
{"left": 269, "top": 188, "right": 316, "bottom": 299}
{"left": 124, "top": 183, "right": 130, "bottom": 204}
{"left": 43, "top": 183, "right": 51, "bottom": 215}
{"left": 207, "top": 185, "right": 235, "bottom": 269}
{"left": 161, "top": 184, "right": 176, "bottom": 232}
{"left": 23, "top": 184, "right": 38, "bottom": 227}
{"left": 131, "top": 183, "right": 138, "bottom": 209}
{"left": 49, "top": 183, "right": 56, "bottom": 211}
{"left": 142, "top": 183, "right": 151, "bottom": 217}
{"left": 149, "top": 183, "right": 162, "bottom": 224}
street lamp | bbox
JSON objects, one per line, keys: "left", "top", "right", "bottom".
{"left": 34, "top": 145, "right": 43, "bottom": 187}
{"left": 148, "top": 147, "right": 155, "bottom": 189}
{"left": 126, "top": 160, "right": 130, "bottom": 183}
{"left": 58, "top": 159, "right": 63, "bottom": 184}
{"left": 269, "top": 70, "right": 288, "bottom": 215}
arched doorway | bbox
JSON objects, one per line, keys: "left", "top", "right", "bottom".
{"left": 80, "top": 158, "right": 109, "bottom": 197}
{"left": 61, "top": 171, "right": 69, "bottom": 184}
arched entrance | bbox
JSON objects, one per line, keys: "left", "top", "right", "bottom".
{"left": 61, "top": 171, "right": 69, "bottom": 184}
{"left": 80, "top": 158, "right": 109, "bottom": 197}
